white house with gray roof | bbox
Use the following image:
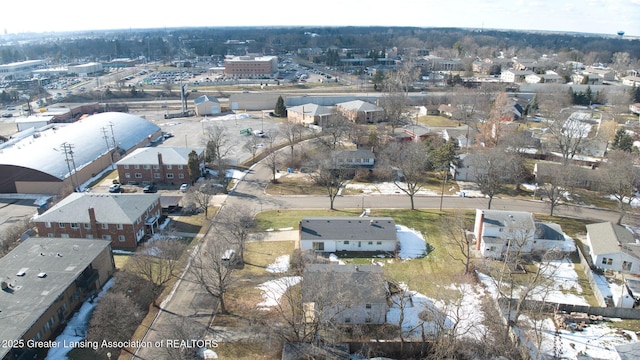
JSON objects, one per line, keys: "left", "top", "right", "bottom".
{"left": 193, "top": 95, "right": 221, "bottom": 116}
{"left": 299, "top": 217, "right": 398, "bottom": 253}
{"left": 586, "top": 222, "right": 640, "bottom": 275}
{"left": 474, "top": 209, "right": 573, "bottom": 258}
{"left": 34, "top": 193, "right": 161, "bottom": 249}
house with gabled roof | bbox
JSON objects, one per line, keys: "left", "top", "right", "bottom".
{"left": 585, "top": 222, "right": 640, "bottom": 275}
{"left": 474, "top": 209, "right": 573, "bottom": 258}
{"left": 335, "top": 100, "right": 384, "bottom": 124}
{"left": 286, "top": 103, "right": 334, "bottom": 127}
{"left": 34, "top": 193, "right": 161, "bottom": 249}
{"left": 299, "top": 217, "right": 397, "bottom": 253}
{"left": 332, "top": 149, "right": 375, "bottom": 168}
{"left": 302, "top": 264, "right": 388, "bottom": 325}
{"left": 193, "top": 95, "right": 221, "bottom": 116}
{"left": 116, "top": 147, "right": 204, "bottom": 185}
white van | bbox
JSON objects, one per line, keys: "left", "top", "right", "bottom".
{"left": 222, "top": 249, "right": 236, "bottom": 265}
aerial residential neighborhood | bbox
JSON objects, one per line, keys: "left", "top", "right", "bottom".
{"left": 0, "top": 21, "right": 640, "bottom": 360}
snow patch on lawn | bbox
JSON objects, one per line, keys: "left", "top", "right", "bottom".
{"left": 396, "top": 225, "right": 428, "bottom": 259}
{"left": 386, "top": 284, "right": 453, "bottom": 340}
{"left": 266, "top": 255, "right": 290, "bottom": 273}
{"left": 256, "top": 276, "right": 302, "bottom": 310}
{"left": 345, "top": 182, "right": 438, "bottom": 195}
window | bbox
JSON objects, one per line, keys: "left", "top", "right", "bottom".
{"left": 45, "top": 222, "right": 51, "bottom": 228}
{"left": 33, "top": 331, "right": 42, "bottom": 341}
{"left": 125, "top": 173, "right": 131, "bottom": 178}
{"left": 153, "top": 165, "right": 159, "bottom": 170}
{"left": 365, "top": 303, "right": 371, "bottom": 309}
{"left": 102, "top": 235, "right": 112, "bottom": 240}
{"left": 58, "top": 222, "right": 65, "bottom": 228}
{"left": 178, "top": 165, "right": 183, "bottom": 170}
{"left": 154, "top": 173, "right": 161, "bottom": 179}
{"left": 376, "top": 241, "right": 382, "bottom": 245}
{"left": 118, "top": 235, "right": 126, "bottom": 242}
{"left": 84, "top": 223, "right": 91, "bottom": 229}
{"left": 101, "top": 223, "right": 108, "bottom": 229}
{"left": 167, "top": 173, "right": 174, "bottom": 179}
{"left": 60, "top": 234, "right": 69, "bottom": 238}
{"left": 365, "top": 317, "right": 372, "bottom": 323}
{"left": 368, "top": 241, "right": 373, "bottom": 245}
{"left": 178, "top": 173, "right": 184, "bottom": 179}
{"left": 344, "top": 317, "right": 351, "bottom": 323}
{"left": 143, "top": 164, "right": 150, "bottom": 169}
{"left": 134, "top": 165, "right": 140, "bottom": 169}
{"left": 623, "top": 261, "right": 632, "bottom": 271}
{"left": 86, "top": 235, "right": 94, "bottom": 239}
{"left": 312, "top": 242, "right": 324, "bottom": 251}
{"left": 47, "top": 233, "right": 54, "bottom": 238}
{"left": 167, "top": 165, "right": 173, "bottom": 170}
{"left": 602, "top": 257, "right": 613, "bottom": 266}
{"left": 123, "top": 165, "right": 129, "bottom": 169}
{"left": 70, "top": 223, "right": 79, "bottom": 229}
{"left": 344, "top": 241, "right": 349, "bottom": 245}
{"left": 117, "top": 224, "right": 123, "bottom": 230}
{"left": 135, "top": 173, "right": 142, "bottom": 178}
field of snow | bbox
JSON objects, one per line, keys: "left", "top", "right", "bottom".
{"left": 256, "top": 276, "right": 302, "bottom": 310}
{"left": 265, "top": 255, "right": 290, "bottom": 273}
{"left": 345, "top": 182, "right": 438, "bottom": 195}
{"left": 396, "top": 225, "right": 428, "bottom": 259}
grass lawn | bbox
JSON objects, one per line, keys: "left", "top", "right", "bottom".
{"left": 255, "top": 209, "right": 361, "bottom": 231}
{"left": 214, "top": 342, "right": 280, "bottom": 359}
{"left": 417, "top": 115, "right": 460, "bottom": 127}
{"left": 265, "top": 175, "right": 327, "bottom": 196}
{"left": 113, "top": 254, "right": 131, "bottom": 269}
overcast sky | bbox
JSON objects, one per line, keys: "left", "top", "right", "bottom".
{"left": 3, "top": 0, "right": 638, "bottom": 36}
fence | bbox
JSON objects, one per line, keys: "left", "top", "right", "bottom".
{"left": 500, "top": 297, "right": 640, "bottom": 320}
{"left": 575, "top": 241, "right": 609, "bottom": 307}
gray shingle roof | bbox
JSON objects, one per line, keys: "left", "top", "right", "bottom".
{"left": 587, "top": 222, "right": 638, "bottom": 257}
{"left": 336, "top": 100, "right": 382, "bottom": 112}
{"left": 302, "top": 264, "right": 387, "bottom": 304}
{"left": 300, "top": 217, "right": 397, "bottom": 242}
{"left": 35, "top": 193, "right": 160, "bottom": 224}
{"left": 287, "top": 103, "right": 334, "bottom": 117}
{"left": 193, "top": 95, "right": 219, "bottom": 105}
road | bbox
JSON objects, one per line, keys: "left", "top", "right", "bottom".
{"left": 133, "top": 149, "right": 629, "bottom": 359}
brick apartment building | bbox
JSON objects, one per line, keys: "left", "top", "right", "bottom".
{"left": 34, "top": 193, "right": 162, "bottom": 249}
{"left": 116, "top": 147, "right": 204, "bottom": 185}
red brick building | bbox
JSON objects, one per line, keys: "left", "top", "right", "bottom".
{"left": 223, "top": 55, "right": 278, "bottom": 79}
{"left": 34, "top": 193, "right": 161, "bottom": 249}
{"left": 116, "top": 147, "right": 204, "bottom": 185}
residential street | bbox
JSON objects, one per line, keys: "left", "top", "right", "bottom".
{"left": 133, "top": 156, "right": 633, "bottom": 359}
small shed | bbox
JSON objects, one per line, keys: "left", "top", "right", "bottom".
{"left": 193, "top": 95, "right": 221, "bottom": 116}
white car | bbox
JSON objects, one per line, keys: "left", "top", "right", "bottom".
{"left": 179, "top": 183, "right": 189, "bottom": 192}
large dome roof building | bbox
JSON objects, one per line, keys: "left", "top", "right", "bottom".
{"left": 0, "top": 112, "right": 161, "bottom": 194}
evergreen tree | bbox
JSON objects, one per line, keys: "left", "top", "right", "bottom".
{"left": 274, "top": 96, "right": 286, "bottom": 117}
{"left": 187, "top": 150, "right": 201, "bottom": 182}
{"left": 612, "top": 128, "right": 634, "bottom": 152}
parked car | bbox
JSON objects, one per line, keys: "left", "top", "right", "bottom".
{"left": 179, "top": 183, "right": 189, "bottom": 192}
{"left": 143, "top": 184, "right": 157, "bottom": 193}
{"left": 108, "top": 183, "right": 122, "bottom": 193}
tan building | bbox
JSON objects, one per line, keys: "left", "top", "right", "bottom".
{"left": 223, "top": 55, "right": 278, "bottom": 79}
{"left": 34, "top": 193, "right": 162, "bottom": 249}
{"left": 0, "top": 237, "right": 114, "bottom": 360}
{"left": 286, "top": 103, "right": 334, "bottom": 127}
{"left": 335, "top": 100, "right": 384, "bottom": 124}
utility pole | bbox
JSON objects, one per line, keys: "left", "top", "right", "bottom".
{"left": 61, "top": 142, "right": 80, "bottom": 191}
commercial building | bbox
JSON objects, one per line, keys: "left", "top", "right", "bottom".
{"left": 223, "top": 56, "right": 278, "bottom": 79}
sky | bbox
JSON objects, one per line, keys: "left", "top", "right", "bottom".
{"left": 2, "top": 0, "right": 639, "bottom": 37}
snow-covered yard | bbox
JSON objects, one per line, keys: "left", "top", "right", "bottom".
{"left": 256, "top": 276, "right": 302, "bottom": 310}
{"left": 396, "top": 225, "right": 428, "bottom": 259}
{"left": 344, "top": 182, "right": 438, "bottom": 196}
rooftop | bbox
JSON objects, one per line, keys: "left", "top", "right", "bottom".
{"left": 300, "top": 217, "right": 397, "bottom": 242}
{"left": 302, "top": 264, "right": 387, "bottom": 304}
{"left": 0, "top": 237, "right": 111, "bottom": 356}
{"left": 117, "top": 147, "right": 204, "bottom": 166}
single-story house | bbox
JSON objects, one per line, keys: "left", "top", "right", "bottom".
{"left": 193, "top": 95, "right": 221, "bottom": 116}
{"left": 335, "top": 100, "right": 384, "bottom": 124}
{"left": 302, "top": 264, "right": 388, "bottom": 325}
{"left": 585, "top": 222, "right": 640, "bottom": 275}
{"left": 34, "top": 193, "right": 162, "bottom": 249}
{"left": 332, "top": 149, "right": 375, "bottom": 168}
{"left": 286, "top": 103, "right": 334, "bottom": 127}
{"left": 299, "top": 217, "right": 398, "bottom": 253}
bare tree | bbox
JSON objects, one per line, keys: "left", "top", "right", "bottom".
{"left": 536, "top": 163, "right": 585, "bottom": 216}
{"left": 129, "top": 237, "right": 187, "bottom": 305}
{"left": 203, "top": 125, "right": 235, "bottom": 179}
{"left": 87, "top": 292, "right": 143, "bottom": 356}
{"left": 242, "top": 135, "right": 263, "bottom": 163}
{"left": 442, "top": 211, "right": 473, "bottom": 275}
{"left": 263, "top": 129, "right": 281, "bottom": 183}
{"left": 186, "top": 181, "right": 215, "bottom": 218}
{"left": 280, "top": 119, "right": 305, "bottom": 162}
{"left": 317, "top": 114, "right": 351, "bottom": 151}
{"left": 475, "top": 92, "right": 513, "bottom": 148}
{"left": 596, "top": 150, "right": 640, "bottom": 224}
{"left": 213, "top": 204, "right": 257, "bottom": 265}
{"left": 159, "top": 316, "right": 210, "bottom": 360}
{"left": 382, "top": 141, "right": 430, "bottom": 210}
{"left": 307, "top": 154, "right": 351, "bottom": 210}
{"left": 190, "top": 240, "right": 235, "bottom": 314}
{"left": 381, "top": 55, "right": 419, "bottom": 130}
{"left": 545, "top": 110, "right": 591, "bottom": 164}
{"left": 0, "top": 219, "right": 33, "bottom": 256}
{"left": 468, "top": 146, "right": 522, "bottom": 209}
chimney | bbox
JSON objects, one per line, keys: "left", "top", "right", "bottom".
{"left": 476, "top": 211, "right": 485, "bottom": 250}
{"left": 88, "top": 207, "right": 99, "bottom": 239}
